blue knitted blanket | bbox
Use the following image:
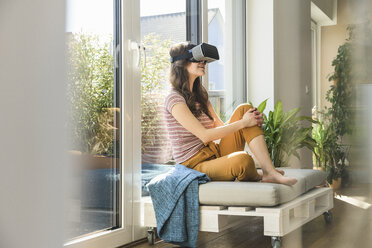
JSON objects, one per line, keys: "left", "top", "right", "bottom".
{"left": 147, "top": 164, "right": 210, "bottom": 248}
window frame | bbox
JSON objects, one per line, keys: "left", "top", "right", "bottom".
{"left": 64, "top": 0, "right": 135, "bottom": 246}
{"left": 201, "top": 0, "right": 248, "bottom": 119}
{"left": 311, "top": 20, "right": 321, "bottom": 110}
{"left": 186, "top": 0, "right": 202, "bottom": 44}
{"left": 113, "top": 0, "right": 122, "bottom": 230}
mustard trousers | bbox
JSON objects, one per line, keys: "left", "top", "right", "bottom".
{"left": 182, "top": 104, "right": 264, "bottom": 181}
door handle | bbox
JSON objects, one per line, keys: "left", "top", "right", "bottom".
{"left": 129, "top": 41, "right": 146, "bottom": 69}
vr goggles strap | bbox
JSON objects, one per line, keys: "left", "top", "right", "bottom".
{"left": 170, "top": 51, "right": 193, "bottom": 63}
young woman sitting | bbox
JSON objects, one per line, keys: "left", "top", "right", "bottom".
{"left": 164, "top": 42, "right": 297, "bottom": 186}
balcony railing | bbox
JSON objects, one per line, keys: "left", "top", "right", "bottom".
{"left": 209, "top": 89, "right": 226, "bottom": 122}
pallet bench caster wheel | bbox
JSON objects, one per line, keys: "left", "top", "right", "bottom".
{"left": 323, "top": 211, "right": 333, "bottom": 224}
{"left": 147, "top": 227, "right": 156, "bottom": 245}
{"left": 271, "top": 236, "right": 281, "bottom": 248}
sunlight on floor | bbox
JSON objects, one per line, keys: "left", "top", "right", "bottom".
{"left": 335, "top": 194, "right": 372, "bottom": 210}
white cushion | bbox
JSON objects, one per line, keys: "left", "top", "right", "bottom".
{"left": 198, "top": 168, "right": 326, "bottom": 207}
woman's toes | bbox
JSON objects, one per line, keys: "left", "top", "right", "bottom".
{"left": 261, "top": 171, "right": 297, "bottom": 186}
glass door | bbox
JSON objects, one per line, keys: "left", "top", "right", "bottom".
{"left": 139, "top": 0, "right": 186, "bottom": 198}
{"left": 65, "top": 0, "right": 138, "bottom": 247}
{"left": 65, "top": 0, "right": 193, "bottom": 246}
{"left": 66, "top": 0, "right": 120, "bottom": 239}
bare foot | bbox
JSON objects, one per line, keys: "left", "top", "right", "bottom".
{"left": 258, "top": 169, "right": 284, "bottom": 177}
{"left": 254, "top": 172, "right": 263, "bottom": 181}
{"left": 261, "top": 171, "right": 297, "bottom": 186}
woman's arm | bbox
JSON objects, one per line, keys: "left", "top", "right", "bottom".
{"left": 208, "top": 101, "right": 264, "bottom": 128}
{"left": 171, "top": 102, "right": 257, "bottom": 143}
{"left": 207, "top": 101, "right": 225, "bottom": 127}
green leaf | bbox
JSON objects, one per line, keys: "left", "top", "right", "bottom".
{"left": 257, "top": 98, "right": 268, "bottom": 113}
{"left": 269, "top": 111, "right": 273, "bottom": 122}
{"left": 280, "top": 107, "right": 300, "bottom": 127}
{"left": 294, "top": 115, "right": 315, "bottom": 123}
{"left": 273, "top": 100, "right": 283, "bottom": 128}
{"left": 263, "top": 114, "right": 268, "bottom": 123}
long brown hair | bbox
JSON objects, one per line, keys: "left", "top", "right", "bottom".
{"left": 169, "top": 42, "right": 213, "bottom": 120}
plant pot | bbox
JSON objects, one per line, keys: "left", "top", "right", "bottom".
{"left": 330, "top": 177, "right": 342, "bottom": 190}
{"left": 313, "top": 166, "right": 324, "bottom": 171}
{"left": 83, "top": 154, "right": 118, "bottom": 170}
{"left": 69, "top": 151, "right": 118, "bottom": 170}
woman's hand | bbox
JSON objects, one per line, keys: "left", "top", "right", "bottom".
{"left": 242, "top": 108, "right": 264, "bottom": 128}
{"left": 254, "top": 109, "right": 264, "bottom": 127}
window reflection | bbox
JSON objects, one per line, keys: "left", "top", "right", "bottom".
{"left": 65, "top": 0, "right": 119, "bottom": 240}
{"left": 140, "top": 0, "right": 186, "bottom": 196}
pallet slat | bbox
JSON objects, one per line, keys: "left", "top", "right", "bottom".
{"left": 143, "top": 187, "right": 334, "bottom": 238}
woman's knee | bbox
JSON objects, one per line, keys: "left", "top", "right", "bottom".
{"left": 229, "top": 151, "right": 255, "bottom": 169}
{"left": 229, "top": 152, "right": 258, "bottom": 181}
{"left": 229, "top": 104, "right": 254, "bottom": 123}
{"left": 234, "top": 103, "right": 254, "bottom": 118}
{"left": 236, "top": 103, "right": 253, "bottom": 112}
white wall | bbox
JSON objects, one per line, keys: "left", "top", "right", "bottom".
{"left": 246, "top": 0, "right": 275, "bottom": 110}
{"left": 273, "top": 0, "right": 312, "bottom": 115}
{"left": 0, "top": 1, "right": 67, "bottom": 247}
{"left": 311, "top": 0, "right": 336, "bottom": 21}
{"left": 247, "top": 0, "right": 313, "bottom": 168}
{"left": 275, "top": 0, "right": 313, "bottom": 168}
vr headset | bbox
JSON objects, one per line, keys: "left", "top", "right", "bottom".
{"left": 170, "top": 43, "right": 219, "bottom": 63}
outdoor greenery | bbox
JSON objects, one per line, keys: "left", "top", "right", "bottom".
{"left": 141, "top": 33, "right": 173, "bottom": 153}
{"left": 67, "top": 32, "right": 173, "bottom": 158}
{"left": 67, "top": 32, "right": 116, "bottom": 156}
{"left": 254, "top": 99, "right": 316, "bottom": 167}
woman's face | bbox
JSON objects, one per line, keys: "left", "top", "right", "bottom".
{"left": 186, "top": 61, "right": 206, "bottom": 78}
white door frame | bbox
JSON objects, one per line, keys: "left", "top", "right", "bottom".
{"left": 64, "top": 1, "right": 142, "bottom": 247}
{"left": 311, "top": 20, "right": 321, "bottom": 111}
{"left": 131, "top": 0, "right": 147, "bottom": 242}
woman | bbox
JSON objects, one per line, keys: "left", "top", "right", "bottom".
{"left": 164, "top": 42, "right": 297, "bottom": 185}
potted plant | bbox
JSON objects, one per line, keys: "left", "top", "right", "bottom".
{"left": 312, "top": 116, "right": 337, "bottom": 171}
{"left": 316, "top": 24, "right": 366, "bottom": 188}
{"left": 312, "top": 111, "right": 354, "bottom": 189}
{"left": 67, "top": 32, "right": 120, "bottom": 215}
{"left": 325, "top": 26, "right": 354, "bottom": 140}
{"left": 253, "top": 99, "right": 316, "bottom": 167}
{"left": 67, "top": 32, "right": 118, "bottom": 169}
{"left": 327, "top": 144, "right": 350, "bottom": 189}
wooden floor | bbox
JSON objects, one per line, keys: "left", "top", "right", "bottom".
{"left": 126, "top": 183, "right": 372, "bottom": 248}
